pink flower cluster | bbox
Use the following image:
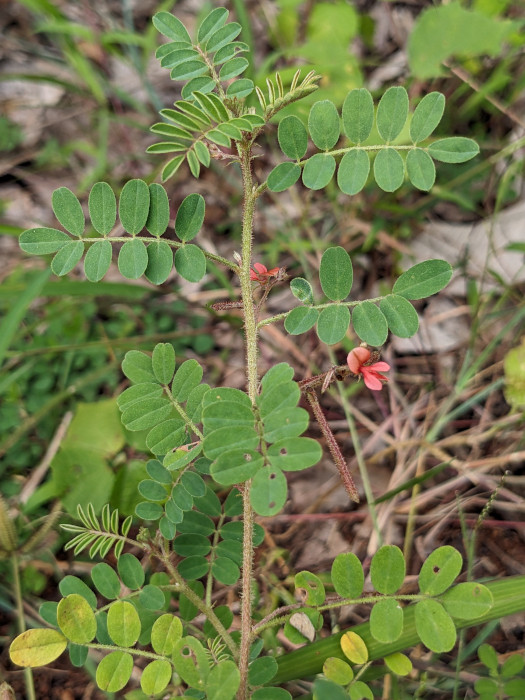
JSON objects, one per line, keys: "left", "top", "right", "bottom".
{"left": 347, "top": 347, "right": 390, "bottom": 391}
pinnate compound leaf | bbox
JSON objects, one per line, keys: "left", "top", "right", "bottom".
{"left": 151, "top": 613, "right": 183, "bottom": 655}
{"left": 84, "top": 240, "right": 112, "bottom": 281}
{"left": 10, "top": 629, "right": 67, "bottom": 668}
{"left": 117, "top": 553, "right": 145, "bottom": 590}
{"left": 393, "top": 259, "right": 453, "bottom": 300}
{"left": 428, "top": 137, "right": 480, "bottom": 163}
{"left": 376, "top": 86, "right": 409, "bottom": 142}
{"left": 198, "top": 7, "right": 228, "bottom": 44}
{"left": 317, "top": 305, "right": 350, "bottom": 345}
{"left": 145, "top": 240, "right": 173, "bottom": 284}
{"left": 278, "top": 115, "right": 308, "bottom": 160}
{"left": 379, "top": 295, "right": 419, "bottom": 338}
{"left": 308, "top": 100, "right": 340, "bottom": 150}
{"left": 251, "top": 466, "right": 288, "bottom": 516}
{"left": 146, "top": 183, "right": 170, "bottom": 236}
{"left": 337, "top": 149, "right": 370, "bottom": 195}
{"left": 96, "top": 651, "right": 134, "bottom": 692}
{"left": 441, "top": 582, "right": 493, "bottom": 620}
{"left": 57, "top": 595, "right": 96, "bottom": 644}
{"left": 119, "top": 179, "right": 150, "bottom": 234}
{"left": 415, "top": 599, "right": 456, "bottom": 653}
{"left": 20, "top": 228, "right": 70, "bottom": 255}
{"left": 295, "top": 571, "right": 325, "bottom": 606}
{"left": 153, "top": 12, "right": 191, "bottom": 43}
{"left": 267, "top": 162, "right": 301, "bottom": 192}
{"left": 340, "top": 631, "right": 368, "bottom": 664}
{"left": 52, "top": 187, "right": 84, "bottom": 237}
{"left": 152, "top": 343, "right": 176, "bottom": 385}
{"left": 352, "top": 302, "right": 388, "bottom": 346}
{"left": 302, "top": 153, "right": 336, "bottom": 190}
{"left": 410, "top": 92, "right": 445, "bottom": 143}
{"left": 370, "top": 545, "right": 405, "bottom": 594}
{"left": 89, "top": 182, "right": 116, "bottom": 235}
{"left": 285, "top": 307, "right": 318, "bottom": 335}
{"left": 331, "top": 552, "right": 364, "bottom": 598}
{"left": 107, "top": 600, "right": 141, "bottom": 647}
{"left": 373, "top": 148, "right": 405, "bottom": 192}
{"left": 384, "top": 652, "right": 412, "bottom": 676}
{"left": 406, "top": 148, "right": 436, "bottom": 191}
{"left": 51, "top": 240, "right": 84, "bottom": 276}
{"left": 418, "top": 546, "right": 463, "bottom": 595}
{"left": 370, "top": 598, "right": 403, "bottom": 643}
{"left": 320, "top": 246, "right": 353, "bottom": 301}
{"left": 141, "top": 659, "right": 172, "bottom": 695}
{"left": 118, "top": 239, "right": 148, "bottom": 279}
{"left": 175, "top": 244, "right": 206, "bottom": 282}
{"left": 342, "top": 88, "right": 374, "bottom": 144}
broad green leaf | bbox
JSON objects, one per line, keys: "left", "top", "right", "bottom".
{"left": 175, "top": 193, "right": 205, "bottom": 242}
{"left": 285, "top": 306, "right": 319, "bottom": 335}
{"left": 342, "top": 88, "right": 374, "bottom": 143}
{"left": 89, "top": 182, "right": 116, "bottom": 235}
{"left": 216, "top": 122, "right": 243, "bottom": 140}
{"left": 91, "top": 563, "right": 120, "bottom": 600}
{"left": 170, "top": 60, "right": 209, "bottom": 81}
{"left": 211, "top": 557, "right": 241, "bottom": 585}
{"left": 175, "top": 244, "right": 206, "bottom": 282}
{"left": 68, "top": 643, "right": 88, "bottom": 668}
{"left": 119, "top": 179, "right": 150, "bottom": 235}
{"left": 290, "top": 277, "right": 314, "bottom": 305}
{"left": 146, "top": 419, "right": 185, "bottom": 454}
{"left": 206, "top": 22, "right": 242, "bottom": 53}
{"left": 418, "top": 546, "right": 463, "bottom": 595}
{"left": 172, "top": 358, "right": 203, "bottom": 401}
{"left": 153, "top": 12, "right": 191, "bottom": 43}
{"left": 141, "top": 659, "right": 172, "bottom": 695}
{"left": 173, "top": 533, "right": 211, "bottom": 557}
{"left": 260, "top": 363, "right": 295, "bottom": 391}
{"left": 428, "top": 137, "right": 480, "bottom": 163}
{"left": 376, "top": 86, "right": 409, "bottom": 142}
{"left": 181, "top": 76, "right": 216, "bottom": 99}
{"left": 352, "top": 302, "right": 388, "bottom": 346}
{"left": 203, "top": 426, "right": 259, "bottom": 460}
{"left": 331, "top": 552, "right": 364, "bottom": 598}
{"left": 250, "top": 466, "right": 288, "bottom": 516}
{"left": 118, "top": 239, "right": 148, "bottom": 279}
{"left": 441, "top": 582, "right": 493, "bottom": 620}
{"left": 373, "top": 148, "right": 405, "bottom": 192}
{"left": 121, "top": 397, "right": 172, "bottom": 431}
{"left": 39, "top": 602, "right": 58, "bottom": 627}
{"left": 415, "top": 599, "right": 456, "bottom": 653}
{"left": 320, "top": 246, "right": 353, "bottom": 301}
{"left": 370, "top": 545, "right": 405, "bottom": 594}
{"left": 96, "top": 651, "right": 134, "bottom": 692}
{"left": 215, "top": 540, "right": 242, "bottom": 566}
{"left": 393, "top": 259, "right": 453, "bottom": 300}
{"left": 160, "top": 48, "right": 200, "bottom": 69}
{"left": 122, "top": 350, "right": 155, "bottom": 384}
{"left": 257, "top": 379, "right": 300, "bottom": 419}
{"left": 314, "top": 678, "right": 352, "bottom": 700}
{"left": 214, "top": 42, "right": 248, "bottom": 63}
{"left": 187, "top": 383, "right": 210, "bottom": 423}
{"left": 20, "top": 227, "right": 70, "bottom": 255}
{"left": 52, "top": 187, "right": 84, "bottom": 237}
{"left": 219, "top": 57, "right": 248, "bottom": 81}
{"left": 408, "top": 3, "right": 517, "bottom": 79}
{"left": 172, "top": 636, "right": 209, "bottom": 688}
{"left": 262, "top": 407, "right": 309, "bottom": 443}
{"left": 198, "top": 7, "right": 228, "bottom": 44}
{"left": 206, "top": 128, "right": 232, "bottom": 147}
{"left": 194, "top": 91, "right": 229, "bottom": 122}
{"left": 379, "top": 295, "right": 419, "bottom": 338}
{"left": 178, "top": 510, "right": 215, "bottom": 536}
{"left": 295, "top": 571, "right": 325, "bottom": 606}
{"left": 9, "top": 629, "right": 67, "bottom": 668}
{"left": 317, "top": 305, "right": 350, "bottom": 345}
{"left": 59, "top": 576, "right": 97, "bottom": 608}
{"left": 308, "top": 100, "right": 340, "bottom": 150}
{"left": 152, "top": 342, "right": 176, "bottom": 385}
{"left": 178, "top": 580, "right": 204, "bottom": 621}
{"left": 406, "top": 148, "right": 436, "bottom": 191}
{"left": 151, "top": 613, "right": 183, "bottom": 655}
{"left": 117, "top": 553, "right": 145, "bottom": 590}
{"left": 267, "top": 437, "right": 322, "bottom": 472}
{"left": 194, "top": 140, "right": 211, "bottom": 167}
{"left": 203, "top": 401, "right": 254, "bottom": 431}
{"left": 285, "top": 608, "right": 320, "bottom": 644}
{"left": 107, "top": 600, "right": 141, "bottom": 647}
{"left": 340, "top": 631, "right": 368, "bottom": 664}
{"left": 384, "top": 652, "right": 412, "bottom": 676}
{"left": 172, "top": 482, "right": 194, "bottom": 511}
{"left": 302, "top": 153, "right": 336, "bottom": 190}
{"left": 180, "top": 471, "right": 206, "bottom": 497}
{"left": 146, "top": 183, "right": 170, "bottom": 236}
{"left": 51, "top": 240, "right": 84, "bottom": 276}
{"left": 84, "top": 240, "right": 112, "bottom": 281}
{"left": 249, "top": 656, "right": 278, "bottom": 686}
{"left": 278, "top": 115, "right": 308, "bottom": 160}
{"left": 501, "top": 654, "right": 525, "bottom": 678}
{"left": 337, "top": 149, "right": 370, "bottom": 195}
{"left": 135, "top": 501, "right": 163, "bottom": 520}
{"left": 370, "top": 598, "right": 403, "bottom": 643}
{"left": 252, "top": 687, "right": 292, "bottom": 700}
{"left": 138, "top": 479, "right": 167, "bottom": 501}
{"left": 267, "top": 162, "right": 301, "bottom": 192}
{"left": 162, "top": 155, "right": 185, "bottom": 182}
{"left": 164, "top": 499, "right": 183, "bottom": 524}
{"left": 163, "top": 443, "right": 202, "bottom": 471}
{"left": 205, "top": 660, "right": 240, "bottom": 700}
{"left": 410, "top": 92, "right": 445, "bottom": 143}
{"left": 226, "top": 78, "right": 253, "bottom": 98}
{"left": 322, "top": 657, "right": 354, "bottom": 685}
{"left": 145, "top": 240, "right": 173, "bottom": 285}
{"left": 57, "top": 595, "right": 96, "bottom": 644}
{"left": 478, "top": 643, "right": 499, "bottom": 672}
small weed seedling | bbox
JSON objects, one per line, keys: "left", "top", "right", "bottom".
{"left": 8, "top": 7, "right": 525, "bottom": 700}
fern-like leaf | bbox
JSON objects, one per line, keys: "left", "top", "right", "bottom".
{"left": 61, "top": 504, "right": 135, "bottom": 560}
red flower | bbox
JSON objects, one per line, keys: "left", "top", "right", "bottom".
{"left": 347, "top": 347, "right": 390, "bottom": 391}
{"left": 250, "top": 262, "right": 280, "bottom": 283}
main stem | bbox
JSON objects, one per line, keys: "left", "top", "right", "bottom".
{"left": 237, "top": 139, "right": 259, "bottom": 700}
